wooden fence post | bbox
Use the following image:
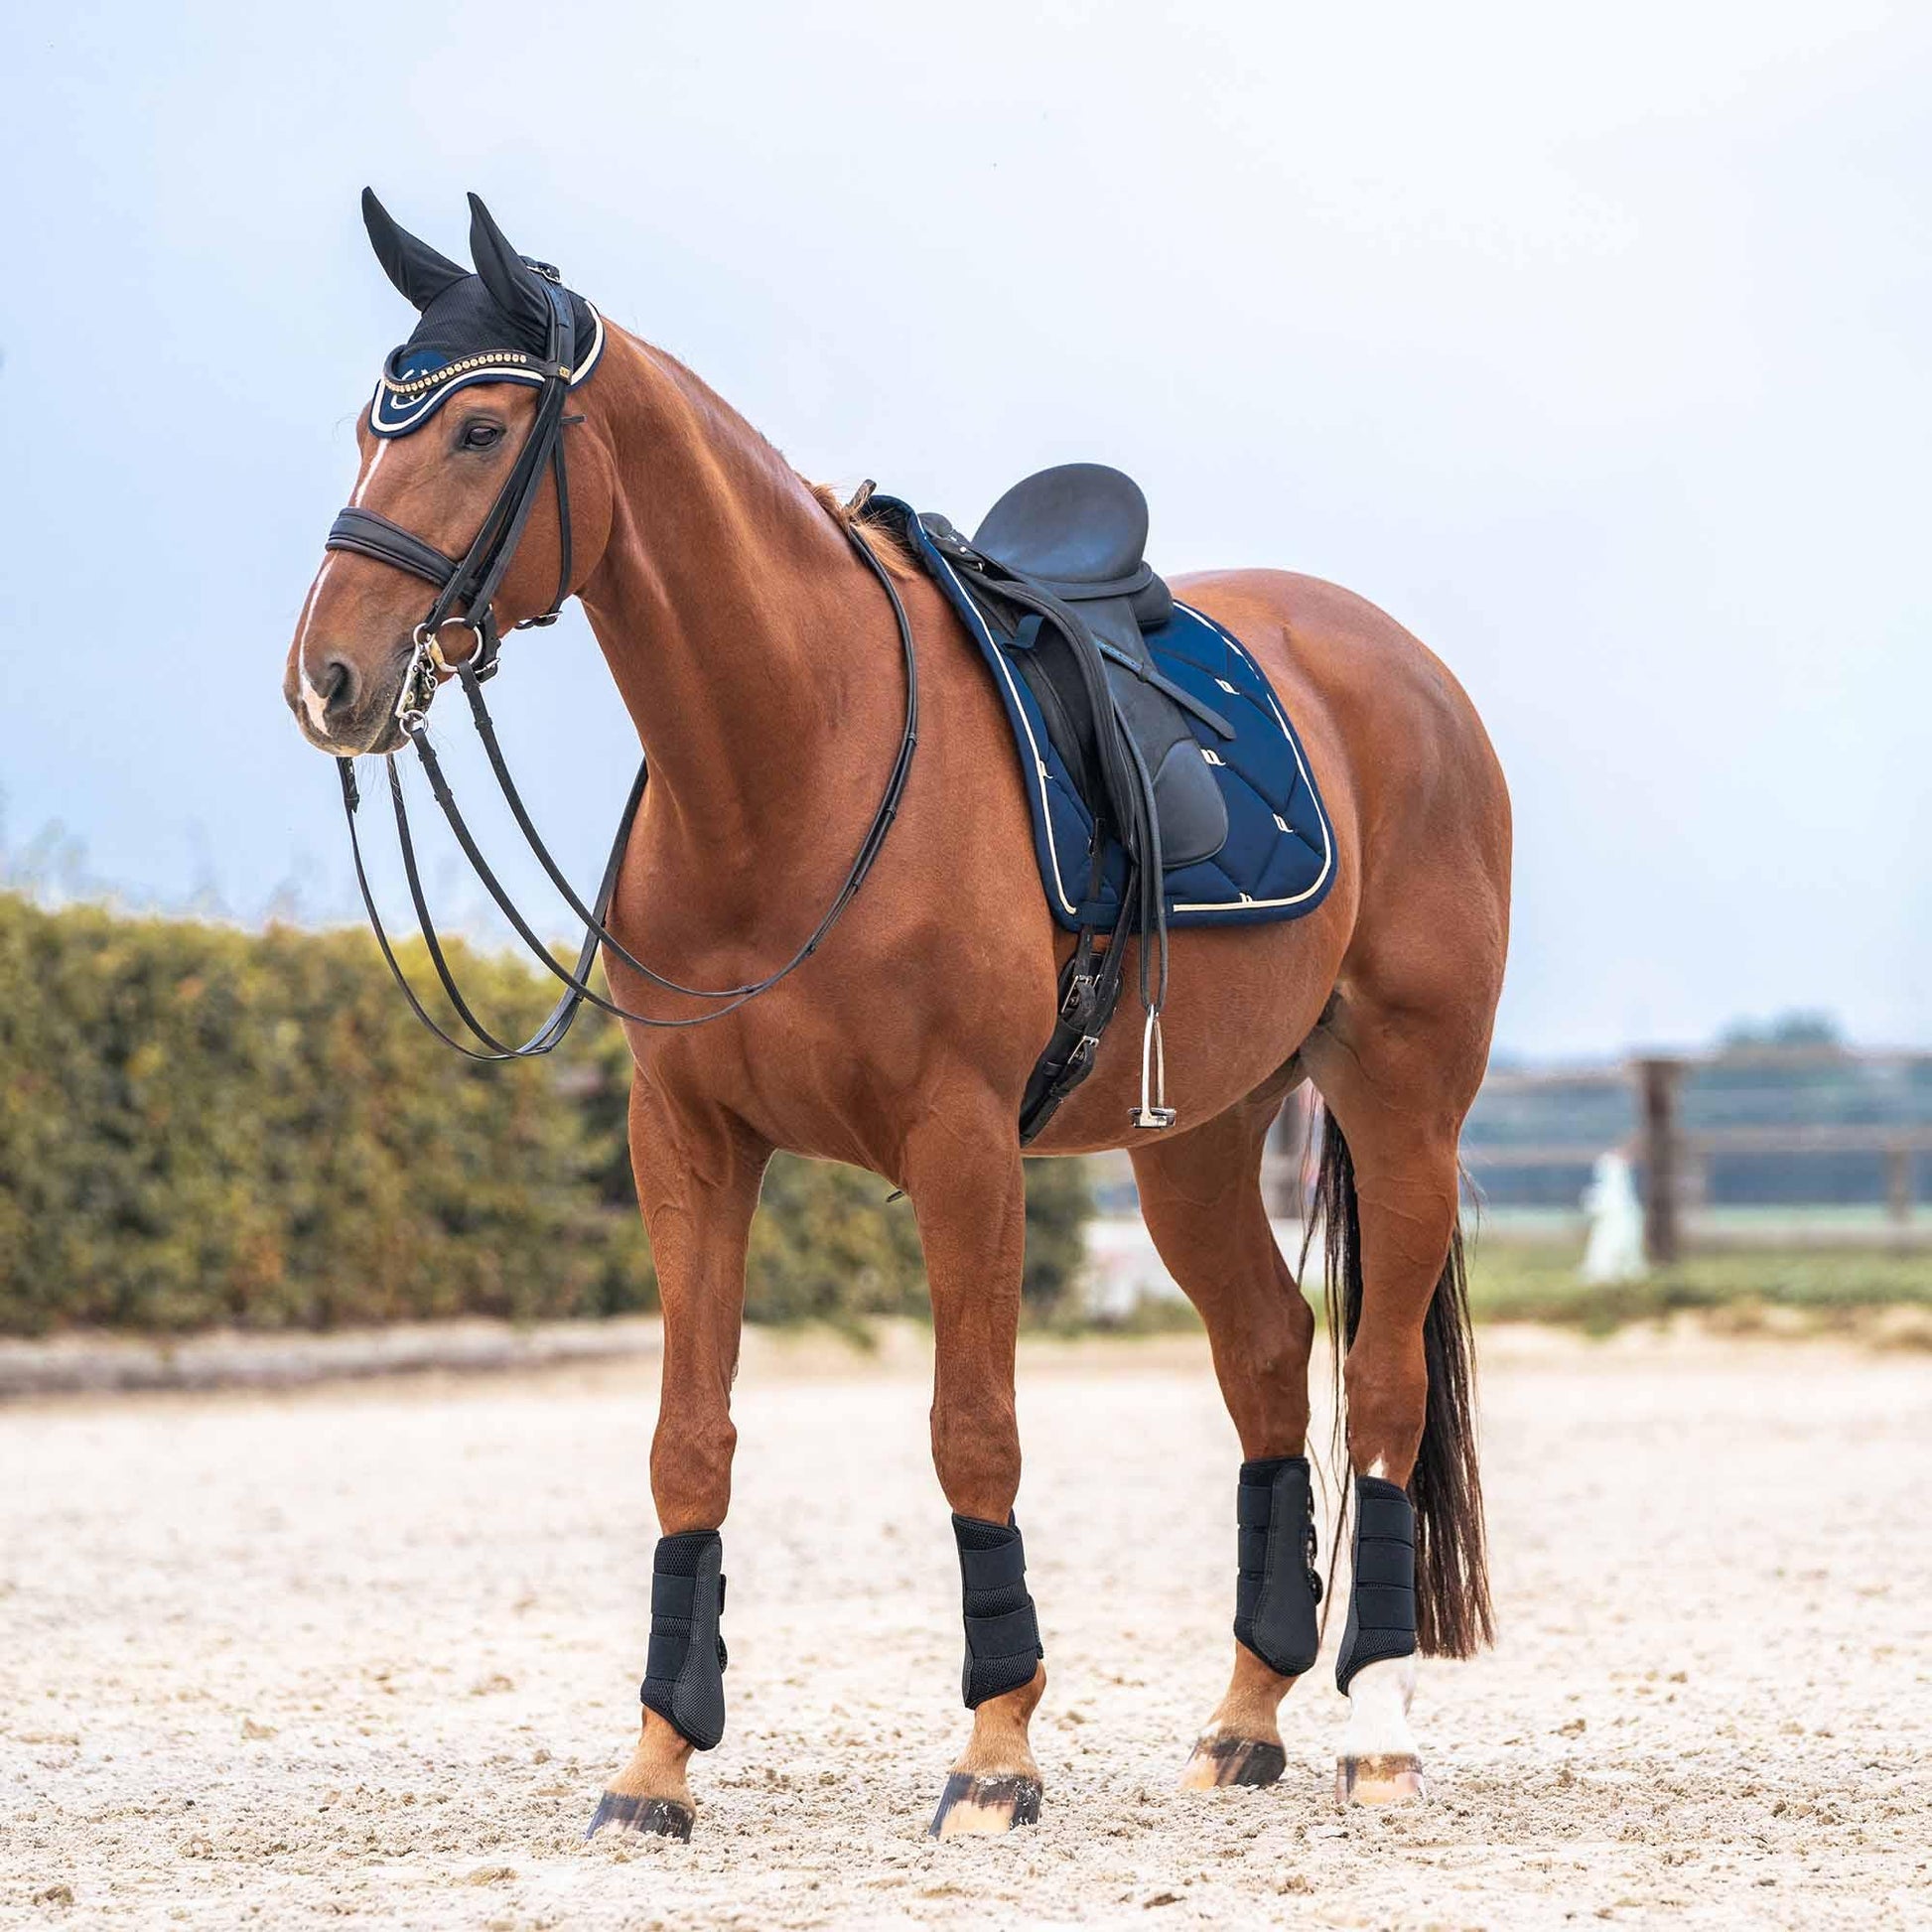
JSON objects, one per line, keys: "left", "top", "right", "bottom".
{"left": 1887, "top": 1146, "right": 1914, "bottom": 1228}
{"left": 1636, "top": 1056, "right": 1686, "bottom": 1266}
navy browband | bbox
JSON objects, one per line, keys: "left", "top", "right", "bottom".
{"left": 368, "top": 299, "right": 606, "bottom": 438}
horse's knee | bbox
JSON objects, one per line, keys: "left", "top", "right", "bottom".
{"left": 650, "top": 1411, "right": 737, "bottom": 1528}
{"left": 929, "top": 1399, "right": 1021, "bottom": 1518}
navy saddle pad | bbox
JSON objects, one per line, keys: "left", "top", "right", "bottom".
{"left": 889, "top": 499, "right": 1337, "bottom": 931}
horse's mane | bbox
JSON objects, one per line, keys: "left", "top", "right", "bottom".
{"left": 806, "top": 479, "right": 915, "bottom": 579}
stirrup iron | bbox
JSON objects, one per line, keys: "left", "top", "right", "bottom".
{"left": 1133, "top": 1010, "right": 1176, "bottom": 1130}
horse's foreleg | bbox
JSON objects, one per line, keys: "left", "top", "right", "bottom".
{"left": 1131, "top": 1088, "right": 1319, "bottom": 1792}
{"left": 908, "top": 1133, "right": 1045, "bottom": 1838}
{"left": 588, "top": 1084, "right": 768, "bottom": 1844}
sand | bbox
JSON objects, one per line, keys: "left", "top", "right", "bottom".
{"left": 4, "top": 1323, "right": 1929, "bottom": 1929}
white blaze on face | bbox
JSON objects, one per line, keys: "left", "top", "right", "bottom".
{"left": 294, "top": 557, "right": 339, "bottom": 734}
{"left": 296, "top": 440, "right": 390, "bottom": 727}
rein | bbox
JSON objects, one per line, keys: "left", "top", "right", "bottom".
{"left": 324, "top": 280, "right": 920, "bottom": 1060}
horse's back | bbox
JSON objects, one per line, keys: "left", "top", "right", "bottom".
{"left": 1174, "top": 566, "right": 1510, "bottom": 891}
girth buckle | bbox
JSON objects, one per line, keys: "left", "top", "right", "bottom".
{"left": 1064, "top": 1033, "right": 1101, "bottom": 1082}
{"left": 1059, "top": 970, "right": 1098, "bottom": 1023}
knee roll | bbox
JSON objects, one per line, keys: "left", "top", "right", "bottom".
{"left": 1335, "top": 1475, "right": 1417, "bottom": 1693}
{"left": 1233, "top": 1454, "right": 1322, "bottom": 1679}
{"left": 639, "top": 1529, "right": 728, "bottom": 1750}
{"left": 952, "top": 1513, "right": 1043, "bottom": 1708}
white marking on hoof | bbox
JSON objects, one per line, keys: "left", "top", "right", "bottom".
{"left": 1336, "top": 1752, "right": 1427, "bottom": 1807}
{"left": 1338, "top": 1654, "right": 1423, "bottom": 1806}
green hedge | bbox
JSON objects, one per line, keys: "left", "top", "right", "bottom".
{"left": 0, "top": 895, "right": 1090, "bottom": 1335}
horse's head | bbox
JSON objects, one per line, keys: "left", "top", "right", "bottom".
{"left": 285, "top": 192, "right": 612, "bottom": 756}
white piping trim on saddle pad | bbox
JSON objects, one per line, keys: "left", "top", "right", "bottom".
{"left": 932, "top": 575, "right": 1337, "bottom": 922}
{"left": 1167, "top": 602, "right": 1335, "bottom": 915}
{"left": 933, "top": 553, "right": 1081, "bottom": 918}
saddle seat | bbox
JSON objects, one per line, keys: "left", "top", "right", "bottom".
{"left": 961, "top": 464, "right": 1228, "bottom": 870}
{"left": 970, "top": 462, "right": 1175, "bottom": 648}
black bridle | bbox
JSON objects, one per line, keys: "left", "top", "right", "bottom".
{"left": 323, "top": 275, "right": 919, "bottom": 1060}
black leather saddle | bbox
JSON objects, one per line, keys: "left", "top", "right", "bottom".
{"left": 921, "top": 464, "right": 1231, "bottom": 870}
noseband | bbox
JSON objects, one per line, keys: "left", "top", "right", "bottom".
{"left": 321, "top": 272, "right": 919, "bottom": 1059}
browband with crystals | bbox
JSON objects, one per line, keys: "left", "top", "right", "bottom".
{"left": 369, "top": 304, "right": 606, "bottom": 437}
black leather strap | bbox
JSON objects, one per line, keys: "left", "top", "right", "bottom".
{"left": 1335, "top": 1475, "right": 1418, "bottom": 1692}
{"left": 338, "top": 510, "right": 917, "bottom": 1052}
{"left": 325, "top": 507, "right": 461, "bottom": 590}
{"left": 324, "top": 251, "right": 920, "bottom": 1061}
{"left": 1232, "top": 1455, "right": 1321, "bottom": 1679}
{"left": 334, "top": 754, "right": 633, "bottom": 1061}
{"left": 924, "top": 523, "right": 1173, "bottom": 1104}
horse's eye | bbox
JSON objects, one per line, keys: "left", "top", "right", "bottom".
{"left": 461, "top": 421, "right": 502, "bottom": 451}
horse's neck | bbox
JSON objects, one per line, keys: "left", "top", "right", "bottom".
{"left": 575, "top": 329, "right": 876, "bottom": 853}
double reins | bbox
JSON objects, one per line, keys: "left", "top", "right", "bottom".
{"left": 324, "top": 276, "right": 920, "bottom": 1060}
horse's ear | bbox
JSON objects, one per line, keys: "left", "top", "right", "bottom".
{"left": 467, "top": 193, "right": 553, "bottom": 351}
{"left": 361, "top": 189, "right": 467, "bottom": 311}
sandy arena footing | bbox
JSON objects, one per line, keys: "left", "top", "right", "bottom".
{"left": 3, "top": 1325, "right": 1929, "bottom": 1928}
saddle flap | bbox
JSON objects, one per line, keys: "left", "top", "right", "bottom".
{"left": 1108, "top": 666, "right": 1229, "bottom": 870}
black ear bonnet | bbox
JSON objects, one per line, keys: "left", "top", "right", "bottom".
{"left": 361, "top": 189, "right": 603, "bottom": 439}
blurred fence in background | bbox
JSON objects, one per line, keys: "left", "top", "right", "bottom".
{"left": 1241, "top": 1048, "right": 1932, "bottom": 1259}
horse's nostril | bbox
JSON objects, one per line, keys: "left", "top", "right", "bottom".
{"left": 320, "top": 656, "right": 355, "bottom": 713}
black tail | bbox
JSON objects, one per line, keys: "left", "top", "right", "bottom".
{"left": 1312, "top": 1105, "right": 1493, "bottom": 1658}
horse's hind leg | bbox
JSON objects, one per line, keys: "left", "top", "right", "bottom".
{"left": 1130, "top": 1078, "right": 1320, "bottom": 1791}
{"left": 1303, "top": 985, "right": 1496, "bottom": 1808}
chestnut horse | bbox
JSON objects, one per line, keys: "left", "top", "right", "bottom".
{"left": 284, "top": 196, "right": 1510, "bottom": 1841}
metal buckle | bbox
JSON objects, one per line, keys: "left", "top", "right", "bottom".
{"left": 394, "top": 630, "right": 435, "bottom": 733}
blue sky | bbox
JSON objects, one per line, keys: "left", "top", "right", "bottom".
{"left": 2, "top": 1, "right": 1926, "bottom": 1057}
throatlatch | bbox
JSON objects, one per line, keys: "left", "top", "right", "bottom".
{"left": 952, "top": 1514, "right": 1043, "bottom": 1708}
{"left": 1232, "top": 1454, "right": 1322, "bottom": 1679}
{"left": 1335, "top": 1475, "right": 1417, "bottom": 1693}
{"left": 639, "top": 1531, "right": 728, "bottom": 1750}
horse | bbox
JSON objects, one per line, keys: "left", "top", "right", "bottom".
{"left": 283, "top": 192, "right": 1511, "bottom": 1842}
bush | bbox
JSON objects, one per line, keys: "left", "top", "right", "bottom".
{"left": 0, "top": 896, "right": 1091, "bottom": 1335}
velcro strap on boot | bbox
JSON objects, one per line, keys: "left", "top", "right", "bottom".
{"left": 953, "top": 1513, "right": 1042, "bottom": 1709}
{"left": 639, "top": 1529, "right": 728, "bottom": 1750}
{"left": 1232, "top": 1453, "right": 1321, "bottom": 1678}
{"left": 1335, "top": 1475, "right": 1417, "bottom": 1693}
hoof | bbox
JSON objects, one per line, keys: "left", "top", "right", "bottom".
{"left": 927, "top": 1772, "right": 1042, "bottom": 1838}
{"left": 1335, "top": 1752, "right": 1427, "bottom": 1808}
{"left": 585, "top": 1790, "right": 695, "bottom": 1842}
{"left": 1178, "top": 1735, "right": 1287, "bottom": 1790}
